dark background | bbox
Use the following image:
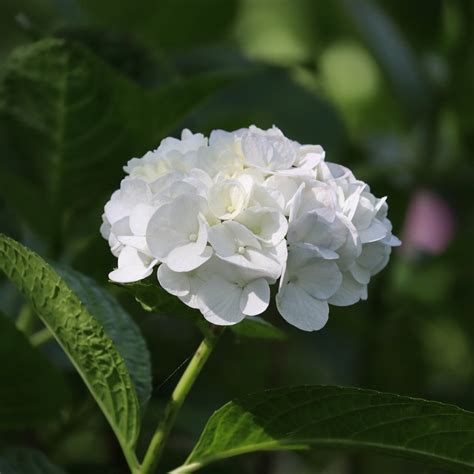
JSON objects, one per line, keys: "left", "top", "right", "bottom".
{"left": 1, "top": 1, "right": 473, "bottom": 473}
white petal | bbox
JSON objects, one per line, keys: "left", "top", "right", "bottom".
{"left": 265, "top": 175, "right": 300, "bottom": 210}
{"left": 100, "top": 218, "right": 110, "bottom": 240}
{"left": 298, "top": 260, "right": 342, "bottom": 299}
{"left": 197, "top": 277, "right": 246, "bottom": 325}
{"left": 108, "top": 247, "right": 156, "bottom": 283}
{"left": 207, "top": 223, "right": 236, "bottom": 256}
{"left": 157, "top": 264, "right": 190, "bottom": 297}
{"left": 288, "top": 212, "right": 346, "bottom": 251}
{"left": 129, "top": 203, "right": 157, "bottom": 236}
{"left": 146, "top": 193, "right": 208, "bottom": 259}
{"left": 109, "top": 265, "right": 154, "bottom": 283}
{"left": 117, "top": 246, "right": 144, "bottom": 267}
{"left": 357, "top": 242, "right": 388, "bottom": 270}
{"left": 166, "top": 245, "right": 212, "bottom": 273}
{"left": 369, "top": 246, "right": 391, "bottom": 275}
{"left": 235, "top": 207, "right": 288, "bottom": 245}
{"left": 328, "top": 272, "right": 366, "bottom": 307}
{"left": 352, "top": 195, "right": 375, "bottom": 229}
{"left": 287, "top": 183, "right": 305, "bottom": 222}
{"left": 296, "top": 144, "right": 325, "bottom": 169}
{"left": 387, "top": 234, "right": 402, "bottom": 247}
{"left": 343, "top": 192, "right": 361, "bottom": 222}
{"left": 146, "top": 206, "right": 188, "bottom": 258}
{"left": 276, "top": 283, "right": 329, "bottom": 331}
{"left": 105, "top": 178, "right": 151, "bottom": 224}
{"left": 251, "top": 184, "right": 285, "bottom": 211}
{"left": 111, "top": 216, "right": 132, "bottom": 238}
{"left": 241, "top": 128, "right": 296, "bottom": 171}
{"left": 209, "top": 180, "right": 248, "bottom": 220}
{"left": 359, "top": 219, "right": 388, "bottom": 243}
{"left": 350, "top": 262, "right": 371, "bottom": 284}
{"left": 240, "top": 278, "right": 270, "bottom": 316}
{"left": 224, "top": 247, "right": 282, "bottom": 279}
{"left": 305, "top": 244, "right": 339, "bottom": 260}
{"left": 117, "top": 236, "right": 149, "bottom": 254}
{"left": 208, "top": 221, "right": 260, "bottom": 257}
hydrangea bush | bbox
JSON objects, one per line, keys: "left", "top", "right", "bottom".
{"left": 102, "top": 125, "right": 400, "bottom": 331}
{"left": 3, "top": 119, "right": 474, "bottom": 473}
{"left": 1, "top": 29, "right": 473, "bottom": 474}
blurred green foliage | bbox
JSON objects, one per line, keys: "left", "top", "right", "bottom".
{"left": 0, "top": 0, "right": 473, "bottom": 473}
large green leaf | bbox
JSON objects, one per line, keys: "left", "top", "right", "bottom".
{"left": 78, "top": 0, "right": 239, "bottom": 50}
{"left": 0, "top": 310, "right": 69, "bottom": 428}
{"left": 56, "top": 265, "right": 152, "bottom": 408}
{"left": 0, "top": 447, "right": 65, "bottom": 474}
{"left": 175, "top": 385, "right": 474, "bottom": 472}
{"left": 0, "top": 38, "right": 234, "bottom": 241}
{"left": 0, "top": 234, "right": 140, "bottom": 453}
{"left": 120, "top": 278, "right": 286, "bottom": 341}
{"left": 0, "top": 167, "right": 48, "bottom": 237}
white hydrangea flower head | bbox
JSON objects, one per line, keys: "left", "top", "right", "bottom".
{"left": 102, "top": 125, "right": 401, "bottom": 331}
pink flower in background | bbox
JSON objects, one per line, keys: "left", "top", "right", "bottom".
{"left": 402, "top": 190, "right": 455, "bottom": 257}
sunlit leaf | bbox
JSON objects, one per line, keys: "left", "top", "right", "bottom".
{"left": 56, "top": 265, "right": 152, "bottom": 408}
{"left": 0, "top": 234, "right": 140, "bottom": 452}
{"left": 175, "top": 385, "right": 474, "bottom": 472}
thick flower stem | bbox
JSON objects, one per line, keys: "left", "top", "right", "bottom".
{"left": 140, "top": 325, "right": 224, "bottom": 474}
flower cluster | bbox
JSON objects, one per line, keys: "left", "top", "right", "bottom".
{"left": 101, "top": 126, "right": 400, "bottom": 331}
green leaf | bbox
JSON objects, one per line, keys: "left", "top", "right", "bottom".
{"left": 78, "top": 0, "right": 239, "bottom": 50}
{"left": 0, "top": 311, "right": 69, "bottom": 428}
{"left": 0, "top": 447, "right": 65, "bottom": 474}
{"left": 0, "top": 233, "right": 140, "bottom": 453}
{"left": 149, "top": 71, "right": 237, "bottom": 139}
{"left": 231, "top": 317, "right": 286, "bottom": 341}
{"left": 121, "top": 278, "right": 199, "bottom": 318}
{"left": 120, "top": 278, "right": 285, "bottom": 341}
{"left": 0, "top": 167, "right": 48, "bottom": 238}
{"left": 56, "top": 265, "right": 152, "bottom": 408}
{"left": 176, "top": 385, "right": 474, "bottom": 473}
{"left": 0, "top": 38, "right": 234, "bottom": 241}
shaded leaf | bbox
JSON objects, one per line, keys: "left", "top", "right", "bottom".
{"left": 78, "top": 0, "right": 239, "bottom": 50}
{"left": 120, "top": 278, "right": 285, "bottom": 341}
{"left": 176, "top": 385, "right": 474, "bottom": 472}
{"left": 121, "top": 278, "right": 200, "bottom": 319}
{"left": 193, "top": 67, "right": 347, "bottom": 160}
{"left": 0, "top": 310, "right": 69, "bottom": 428}
{"left": 54, "top": 26, "right": 157, "bottom": 85}
{"left": 0, "top": 447, "right": 65, "bottom": 474}
{"left": 231, "top": 317, "right": 286, "bottom": 341}
{"left": 0, "top": 233, "right": 140, "bottom": 451}
{"left": 0, "top": 167, "right": 48, "bottom": 238}
{"left": 0, "top": 39, "right": 235, "bottom": 241}
{"left": 56, "top": 265, "right": 152, "bottom": 408}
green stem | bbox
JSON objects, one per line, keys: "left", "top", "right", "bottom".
{"left": 140, "top": 326, "right": 224, "bottom": 474}
{"left": 124, "top": 448, "right": 141, "bottom": 474}
{"left": 30, "top": 327, "right": 54, "bottom": 347}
